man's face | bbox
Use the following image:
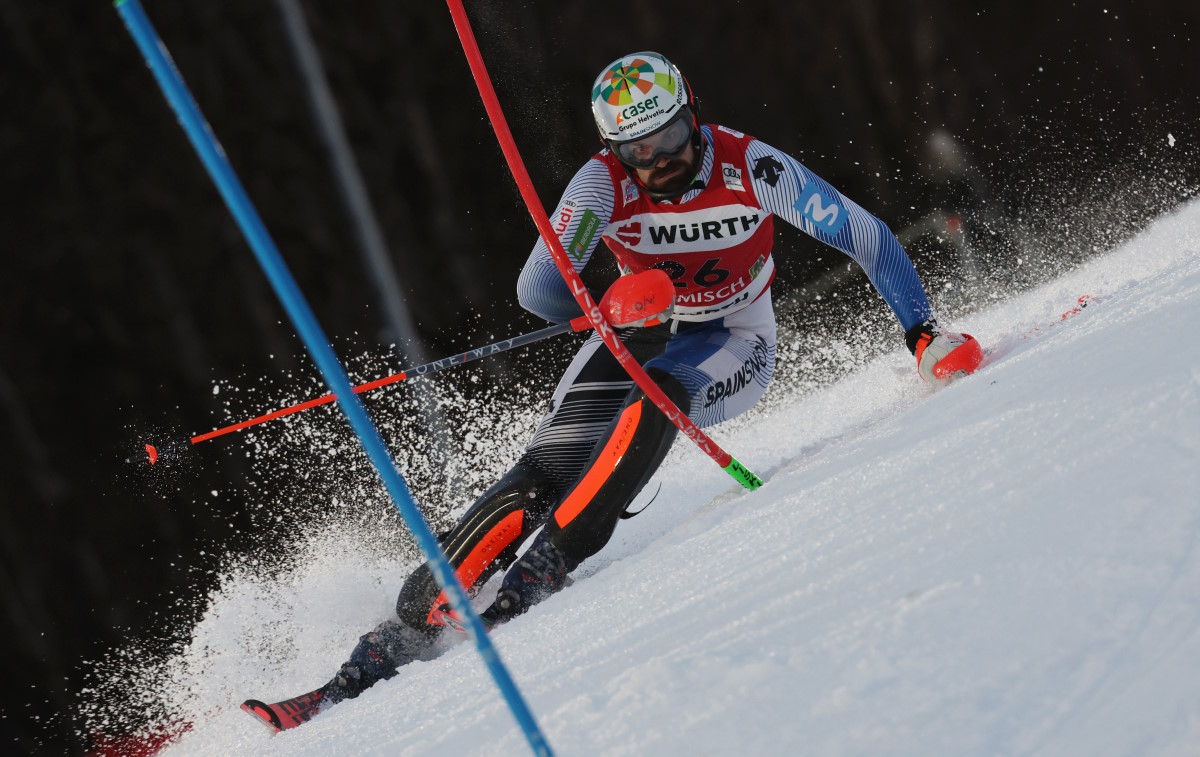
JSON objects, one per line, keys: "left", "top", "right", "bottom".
{"left": 633, "top": 140, "right": 697, "bottom": 195}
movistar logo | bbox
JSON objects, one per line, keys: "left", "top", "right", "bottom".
{"left": 646, "top": 214, "right": 760, "bottom": 245}
{"left": 804, "top": 195, "right": 839, "bottom": 226}
{"left": 795, "top": 184, "right": 848, "bottom": 236}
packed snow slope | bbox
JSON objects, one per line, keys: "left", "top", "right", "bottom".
{"left": 163, "top": 200, "right": 1199, "bottom": 756}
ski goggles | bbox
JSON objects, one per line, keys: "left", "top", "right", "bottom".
{"left": 611, "top": 108, "right": 695, "bottom": 169}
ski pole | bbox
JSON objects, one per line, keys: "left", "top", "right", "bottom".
{"left": 115, "top": 3, "right": 553, "bottom": 754}
{"left": 444, "top": 0, "right": 763, "bottom": 491}
{"left": 189, "top": 316, "right": 589, "bottom": 446}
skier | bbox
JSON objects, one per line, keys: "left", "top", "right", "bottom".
{"left": 243, "top": 51, "right": 982, "bottom": 729}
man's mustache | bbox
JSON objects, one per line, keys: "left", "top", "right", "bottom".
{"left": 649, "top": 159, "right": 689, "bottom": 180}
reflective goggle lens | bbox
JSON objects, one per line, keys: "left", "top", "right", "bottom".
{"left": 614, "top": 111, "right": 694, "bottom": 168}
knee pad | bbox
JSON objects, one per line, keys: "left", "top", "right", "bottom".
{"left": 396, "top": 462, "right": 559, "bottom": 629}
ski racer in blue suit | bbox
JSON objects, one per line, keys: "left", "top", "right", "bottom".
{"left": 250, "top": 51, "right": 984, "bottom": 722}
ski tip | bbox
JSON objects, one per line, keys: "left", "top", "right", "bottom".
{"left": 1060, "top": 293, "right": 1094, "bottom": 320}
{"left": 430, "top": 607, "right": 469, "bottom": 636}
{"left": 241, "top": 699, "right": 283, "bottom": 733}
{"left": 431, "top": 606, "right": 495, "bottom": 637}
{"left": 240, "top": 689, "right": 326, "bottom": 732}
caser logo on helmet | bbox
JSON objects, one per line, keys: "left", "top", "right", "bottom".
{"left": 615, "top": 96, "right": 661, "bottom": 126}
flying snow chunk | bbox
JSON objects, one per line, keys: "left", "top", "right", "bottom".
{"left": 1168, "top": 133, "right": 1176, "bottom": 147}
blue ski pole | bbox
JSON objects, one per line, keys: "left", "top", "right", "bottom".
{"left": 114, "top": 2, "right": 551, "bottom": 754}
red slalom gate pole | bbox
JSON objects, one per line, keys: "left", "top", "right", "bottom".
{"left": 444, "top": 1, "right": 762, "bottom": 491}
{"left": 189, "top": 318, "right": 587, "bottom": 446}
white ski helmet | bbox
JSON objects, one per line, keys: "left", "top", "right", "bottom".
{"left": 591, "top": 52, "right": 700, "bottom": 169}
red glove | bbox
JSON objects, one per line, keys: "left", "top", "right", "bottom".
{"left": 598, "top": 269, "right": 676, "bottom": 328}
{"left": 905, "top": 321, "right": 984, "bottom": 383}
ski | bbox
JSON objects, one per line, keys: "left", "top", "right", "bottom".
{"left": 430, "top": 606, "right": 492, "bottom": 637}
{"left": 239, "top": 608, "right": 485, "bottom": 734}
{"left": 240, "top": 608, "right": 481, "bottom": 734}
{"left": 974, "top": 293, "right": 1100, "bottom": 371}
{"left": 241, "top": 689, "right": 326, "bottom": 733}
{"left": 1022, "top": 293, "right": 1096, "bottom": 338}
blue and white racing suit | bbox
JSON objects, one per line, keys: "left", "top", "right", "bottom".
{"left": 390, "top": 124, "right": 936, "bottom": 634}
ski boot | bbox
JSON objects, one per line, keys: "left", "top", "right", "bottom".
{"left": 481, "top": 535, "right": 578, "bottom": 628}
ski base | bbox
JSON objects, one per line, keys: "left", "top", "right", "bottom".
{"left": 241, "top": 688, "right": 325, "bottom": 733}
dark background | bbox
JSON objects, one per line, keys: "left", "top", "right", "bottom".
{"left": 2, "top": 1, "right": 1197, "bottom": 753}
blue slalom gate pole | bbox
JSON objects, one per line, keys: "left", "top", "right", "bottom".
{"left": 114, "top": 2, "right": 552, "bottom": 754}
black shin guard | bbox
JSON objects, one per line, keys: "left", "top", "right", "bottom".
{"left": 395, "top": 462, "right": 559, "bottom": 631}
{"left": 542, "top": 369, "right": 689, "bottom": 563}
